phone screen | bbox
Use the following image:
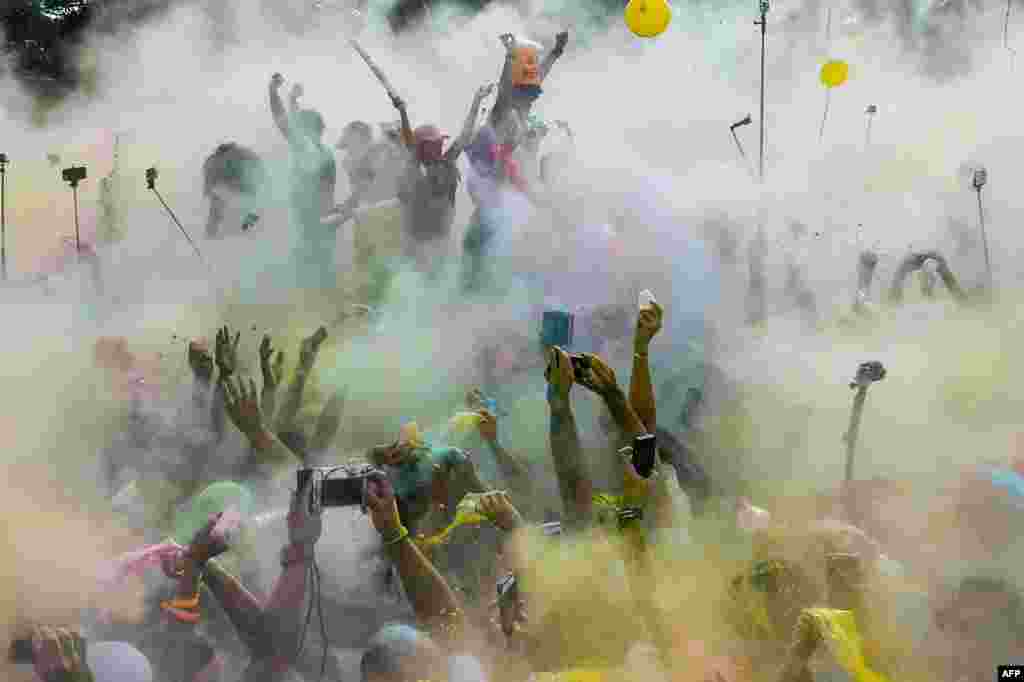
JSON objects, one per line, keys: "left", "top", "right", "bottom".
{"left": 321, "top": 476, "right": 366, "bottom": 507}
{"left": 632, "top": 434, "right": 657, "bottom": 478}
{"left": 541, "top": 311, "right": 573, "bottom": 348}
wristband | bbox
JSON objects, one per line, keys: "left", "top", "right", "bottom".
{"left": 280, "top": 543, "right": 315, "bottom": 567}
{"left": 617, "top": 507, "right": 644, "bottom": 529}
{"left": 161, "top": 593, "right": 201, "bottom": 624}
{"left": 382, "top": 526, "right": 410, "bottom": 547}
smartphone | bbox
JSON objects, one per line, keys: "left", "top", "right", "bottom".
{"left": 9, "top": 639, "right": 34, "bottom": 664}
{"left": 568, "top": 353, "right": 591, "bottom": 382}
{"left": 540, "top": 521, "right": 562, "bottom": 536}
{"left": 541, "top": 311, "right": 574, "bottom": 348}
{"left": 632, "top": 433, "right": 657, "bottom": 478}
{"left": 497, "top": 573, "right": 518, "bottom": 600}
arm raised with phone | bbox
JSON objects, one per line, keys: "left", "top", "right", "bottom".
{"left": 574, "top": 352, "right": 648, "bottom": 442}
{"left": 545, "top": 346, "right": 594, "bottom": 526}
{"left": 630, "top": 292, "right": 663, "bottom": 434}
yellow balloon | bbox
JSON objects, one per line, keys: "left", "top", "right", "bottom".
{"left": 625, "top": 0, "right": 672, "bottom": 38}
{"left": 820, "top": 60, "right": 849, "bottom": 88}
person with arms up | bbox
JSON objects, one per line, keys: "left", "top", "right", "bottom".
{"left": 389, "top": 84, "right": 494, "bottom": 276}
{"left": 269, "top": 74, "right": 339, "bottom": 290}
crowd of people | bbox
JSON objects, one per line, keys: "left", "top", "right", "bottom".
{"left": 6, "top": 20, "right": 1024, "bottom": 682}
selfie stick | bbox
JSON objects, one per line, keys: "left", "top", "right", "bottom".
{"left": 62, "top": 168, "right": 85, "bottom": 254}
{"left": 973, "top": 168, "right": 992, "bottom": 291}
{"left": 864, "top": 105, "right": 877, "bottom": 149}
{"left": 842, "top": 361, "right": 886, "bottom": 518}
{"left": 146, "top": 169, "right": 204, "bottom": 264}
{"left": 730, "top": 115, "right": 754, "bottom": 177}
{"left": 755, "top": 0, "right": 770, "bottom": 183}
{"left": 349, "top": 39, "right": 397, "bottom": 100}
{"left": 0, "top": 154, "right": 7, "bottom": 281}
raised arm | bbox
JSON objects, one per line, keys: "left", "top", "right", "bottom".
{"left": 616, "top": 447, "right": 674, "bottom": 656}
{"left": 182, "top": 480, "right": 321, "bottom": 674}
{"left": 580, "top": 353, "right": 648, "bottom": 442}
{"left": 269, "top": 73, "right": 291, "bottom": 141}
{"left": 539, "top": 31, "right": 568, "bottom": 83}
{"left": 288, "top": 83, "right": 303, "bottom": 114}
{"left": 258, "top": 335, "right": 285, "bottom": 423}
{"left": 275, "top": 327, "right": 328, "bottom": 437}
{"left": 629, "top": 299, "right": 663, "bottom": 433}
{"left": 365, "top": 476, "right": 466, "bottom": 648}
{"left": 221, "top": 376, "right": 302, "bottom": 470}
{"left": 308, "top": 386, "right": 347, "bottom": 455}
{"left": 446, "top": 84, "right": 494, "bottom": 162}
{"left": 489, "top": 33, "right": 516, "bottom": 128}
{"left": 477, "top": 409, "right": 531, "bottom": 492}
{"left": 547, "top": 346, "right": 594, "bottom": 526}
{"left": 389, "top": 93, "right": 415, "bottom": 150}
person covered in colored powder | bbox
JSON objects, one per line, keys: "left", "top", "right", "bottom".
{"left": 268, "top": 73, "right": 339, "bottom": 290}
{"left": 388, "top": 83, "right": 495, "bottom": 276}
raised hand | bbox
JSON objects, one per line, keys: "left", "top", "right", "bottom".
{"left": 544, "top": 346, "right": 575, "bottom": 403}
{"left": 477, "top": 409, "right": 498, "bottom": 443}
{"left": 365, "top": 474, "right": 404, "bottom": 539}
{"left": 221, "top": 376, "right": 265, "bottom": 441}
{"left": 554, "top": 31, "right": 569, "bottom": 51}
{"left": 298, "top": 326, "right": 328, "bottom": 372}
{"left": 288, "top": 471, "right": 322, "bottom": 547}
{"left": 499, "top": 33, "right": 516, "bottom": 51}
{"left": 478, "top": 491, "right": 522, "bottom": 532}
{"left": 259, "top": 335, "right": 285, "bottom": 390}
{"left": 575, "top": 353, "right": 619, "bottom": 397}
{"left": 185, "top": 511, "right": 238, "bottom": 565}
{"left": 270, "top": 73, "right": 285, "bottom": 90}
{"left": 188, "top": 338, "right": 214, "bottom": 383}
{"left": 635, "top": 300, "right": 664, "bottom": 351}
{"left": 476, "top": 83, "right": 496, "bottom": 101}
{"left": 215, "top": 325, "right": 241, "bottom": 378}
{"left": 289, "top": 83, "right": 304, "bottom": 101}
{"left": 30, "top": 625, "right": 92, "bottom": 682}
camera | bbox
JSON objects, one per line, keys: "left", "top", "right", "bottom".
{"left": 62, "top": 166, "right": 87, "bottom": 185}
{"left": 866, "top": 105, "right": 877, "bottom": 115}
{"left": 973, "top": 168, "right": 987, "bottom": 190}
{"left": 146, "top": 167, "right": 158, "bottom": 190}
{"left": 850, "top": 361, "right": 886, "bottom": 389}
{"left": 0, "top": 153, "right": 8, "bottom": 165}
{"left": 297, "top": 465, "right": 385, "bottom": 512}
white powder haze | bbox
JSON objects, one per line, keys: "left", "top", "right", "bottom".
{"left": 1, "top": 0, "right": 1023, "bottom": 670}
